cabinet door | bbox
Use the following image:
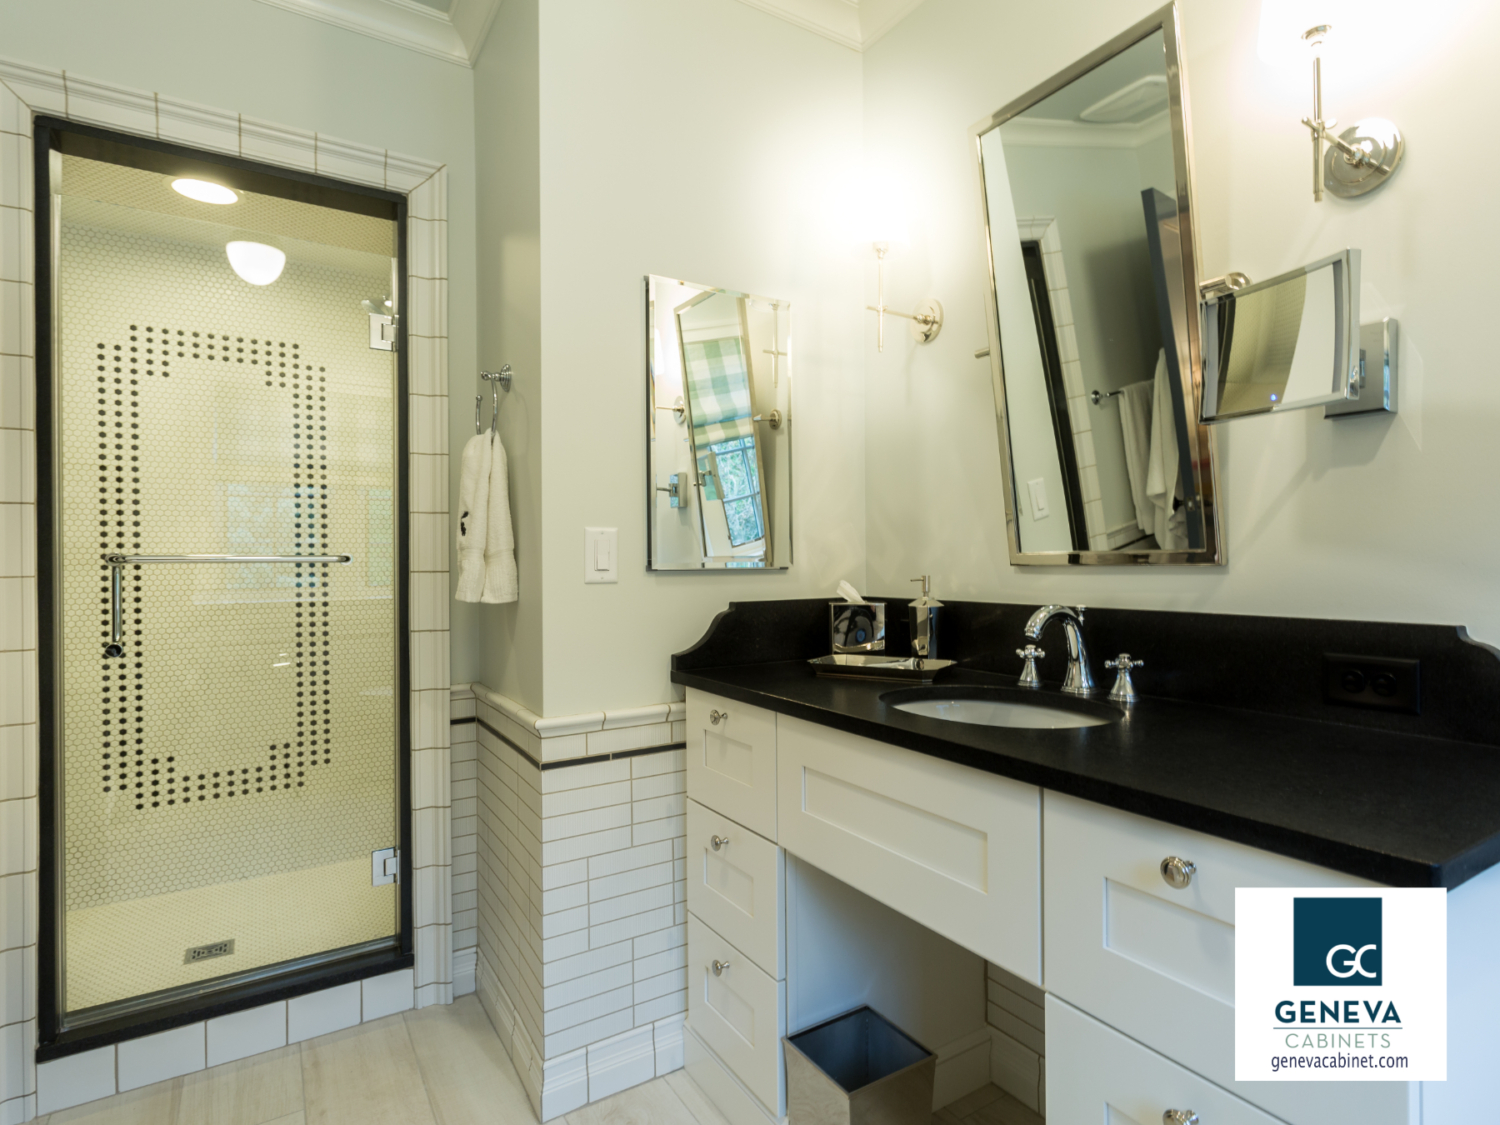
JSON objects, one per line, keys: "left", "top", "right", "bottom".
{"left": 1048, "top": 995, "right": 1286, "bottom": 1125}
{"left": 687, "top": 912, "right": 786, "bottom": 1117}
{"left": 1044, "top": 791, "right": 1414, "bottom": 1125}
{"left": 686, "top": 690, "right": 778, "bottom": 840}
{"left": 687, "top": 798, "right": 785, "bottom": 979}
{"left": 775, "top": 714, "right": 1041, "bottom": 983}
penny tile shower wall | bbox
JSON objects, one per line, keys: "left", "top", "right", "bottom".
{"left": 55, "top": 201, "right": 402, "bottom": 1011}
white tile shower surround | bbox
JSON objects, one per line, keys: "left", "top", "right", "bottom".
{"left": 467, "top": 681, "right": 690, "bottom": 1120}
{"left": 0, "top": 59, "right": 451, "bottom": 1124}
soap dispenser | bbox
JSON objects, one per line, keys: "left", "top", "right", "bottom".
{"left": 909, "top": 576, "right": 944, "bottom": 659}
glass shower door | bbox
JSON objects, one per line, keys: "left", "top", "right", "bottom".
{"left": 49, "top": 145, "right": 402, "bottom": 1022}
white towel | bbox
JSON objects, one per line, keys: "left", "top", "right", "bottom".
{"left": 1145, "top": 348, "right": 1188, "bottom": 550}
{"left": 455, "top": 433, "right": 491, "bottom": 602}
{"left": 1117, "top": 378, "right": 1154, "bottom": 537}
{"left": 480, "top": 432, "right": 518, "bottom": 604}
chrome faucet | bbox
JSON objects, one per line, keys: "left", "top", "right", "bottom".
{"left": 1023, "top": 605, "right": 1095, "bottom": 695}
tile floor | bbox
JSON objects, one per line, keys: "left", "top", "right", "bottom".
{"left": 34, "top": 995, "right": 1043, "bottom": 1125}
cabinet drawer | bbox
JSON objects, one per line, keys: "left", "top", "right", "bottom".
{"left": 687, "top": 912, "right": 786, "bottom": 1117}
{"left": 1048, "top": 995, "right": 1284, "bottom": 1125}
{"left": 687, "top": 799, "right": 785, "bottom": 979}
{"left": 1044, "top": 791, "right": 1413, "bottom": 1125}
{"left": 686, "top": 690, "right": 778, "bottom": 840}
{"left": 775, "top": 715, "right": 1041, "bottom": 983}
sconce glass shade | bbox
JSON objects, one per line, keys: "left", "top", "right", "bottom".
{"left": 1258, "top": 0, "right": 1346, "bottom": 64}
{"left": 225, "top": 241, "right": 286, "bottom": 286}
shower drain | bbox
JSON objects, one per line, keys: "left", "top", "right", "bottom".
{"left": 184, "top": 939, "right": 236, "bottom": 965}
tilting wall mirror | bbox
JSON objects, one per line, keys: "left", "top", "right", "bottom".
{"left": 646, "top": 275, "right": 791, "bottom": 570}
{"left": 972, "top": 4, "right": 1222, "bottom": 565}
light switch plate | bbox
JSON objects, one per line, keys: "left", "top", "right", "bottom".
{"left": 585, "top": 527, "right": 618, "bottom": 583}
{"left": 1027, "top": 477, "right": 1050, "bottom": 521}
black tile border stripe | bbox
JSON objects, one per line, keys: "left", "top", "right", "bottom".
{"left": 474, "top": 716, "right": 684, "bottom": 772}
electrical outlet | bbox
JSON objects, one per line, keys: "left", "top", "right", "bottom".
{"left": 1322, "top": 654, "right": 1420, "bottom": 715}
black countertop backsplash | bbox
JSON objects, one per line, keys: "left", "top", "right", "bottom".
{"left": 671, "top": 597, "right": 1500, "bottom": 889}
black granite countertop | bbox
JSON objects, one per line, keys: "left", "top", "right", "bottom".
{"left": 671, "top": 599, "right": 1500, "bottom": 890}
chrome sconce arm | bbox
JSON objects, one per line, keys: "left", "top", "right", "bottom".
{"left": 866, "top": 242, "right": 943, "bottom": 352}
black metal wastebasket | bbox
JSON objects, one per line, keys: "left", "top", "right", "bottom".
{"left": 783, "top": 1006, "right": 935, "bottom": 1125}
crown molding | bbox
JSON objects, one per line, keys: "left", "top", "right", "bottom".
{"left": 252, "top": 0, "right": 478, "bottom": 66}
{"left": 731, "top": 0, "right": 925, "bottom": 51}
{"left": 253, "top": 0, "right": 916, "bottom": 64}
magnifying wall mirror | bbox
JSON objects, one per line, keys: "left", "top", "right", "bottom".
{"left": 646, "top": 275, "right": 791, "bottom": 570}
{"left": 1201, "top": 250, "right": 1360, "bottom": 421}
{"left": 972, "top": 4, "right": 1223, "bottom": 566}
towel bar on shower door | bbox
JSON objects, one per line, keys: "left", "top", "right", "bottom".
{"left": 102, "top": 553, "right": 352, "bottom": 656}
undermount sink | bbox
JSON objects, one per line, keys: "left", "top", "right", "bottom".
{"left": 884, "top": 687, "right": 1119, "bottom": 730}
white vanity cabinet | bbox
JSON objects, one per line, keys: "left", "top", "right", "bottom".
{"left": 775, "top": 715, "right": 1041, "bottom": 983}
{"left": 683, "top": 690, "right": 789, "bottom": 1125}
{"left": 1044, "top": 792, "right": 1414, "bottom": 1125}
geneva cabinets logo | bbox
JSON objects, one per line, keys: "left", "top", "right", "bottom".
{"left": 1235, "top": 887, "right": 1445, "bottom": 1081}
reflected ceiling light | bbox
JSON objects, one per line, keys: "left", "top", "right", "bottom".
{"left": 225, "top": 241, "right": 286, "bottom": 285}
{"left": 171, "top": 178, "right": 238, "bottom": 205}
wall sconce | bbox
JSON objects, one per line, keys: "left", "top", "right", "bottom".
{"left": 866, "top": 242, "right": 943, "bottom": 352}
{"left": 1261, "top": 4, "right": 1404, "bottom": 201}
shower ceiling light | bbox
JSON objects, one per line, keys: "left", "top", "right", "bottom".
{"left": 171, "top": 178, "right": 238, "bottom": 205}
{"left": 226, "top": 241, "right": 286, "bottom": 286}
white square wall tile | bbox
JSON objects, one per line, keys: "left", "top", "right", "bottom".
{"left": 288, "top": 981, "right": 361, "bottom": 1042}
{"left": 206, "top": 1002, "right": 286, "bottom": 1067}
{"left": 36, "top": 1045, "right": 114, "bottom": 1115}
{"left": 587, "top": 1024, "right": 656, "bottom": 1102}
{"left": 363, "top": 968, "right": 415, "bottom": 1021}
{"left": 117, "top": 1023, "right": 205, "bottom": 1091}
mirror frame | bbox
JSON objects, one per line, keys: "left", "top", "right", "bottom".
{"left": 970, "top": 2, "right": 1224, "bottom": 566}
{"left": 644, "top": 274, "right": 792, "bottom": 572}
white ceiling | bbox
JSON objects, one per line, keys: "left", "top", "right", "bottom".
{"left": 253, "top": 0, "right": 925, "bottom": 65}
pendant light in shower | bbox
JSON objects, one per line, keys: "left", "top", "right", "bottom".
{"left": 226, "top": 240, "right": 287, "bottom": 285}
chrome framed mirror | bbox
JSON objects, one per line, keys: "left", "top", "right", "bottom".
{"left": 646, "top": 275, "right": 792, "bottom": 570}
{"left": 971, "top": 3, "right": 1223, "bottom": 566}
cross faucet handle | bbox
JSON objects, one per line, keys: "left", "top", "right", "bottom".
{"left": 1016, "top": 644, "right": 1045, "bottom": 689}
{"left": 1105, "top": 653, "right": 1143, "bottom": 703}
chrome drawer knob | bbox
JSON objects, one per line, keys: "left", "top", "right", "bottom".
{"left": 709, "top": 709, "right": 728, "bottom": 725}
{"left": 1160, "top": 856, "right": 1197, "bottom": 889}
{"left": 712, "top": 959, "right": 730, "bottom": 976}
{"left": 1163, "top": 1111, "right": 1199, "bottom": 1125}
{"left": 711, "top": 834, "right": 729, "bottom": 851}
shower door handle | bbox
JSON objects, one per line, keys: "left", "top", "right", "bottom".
{"left": 104, "top": 553, "right": 352, "bottom": 652}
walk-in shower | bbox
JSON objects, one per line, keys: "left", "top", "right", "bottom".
{"left": 33, "top": 120, "right": 411, "bottom": 1056}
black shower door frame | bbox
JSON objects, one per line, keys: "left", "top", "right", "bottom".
{"left": 32, "top": 117, "right": 414, "bottom": 1060}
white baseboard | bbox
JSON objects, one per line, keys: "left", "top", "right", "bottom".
{"left": 586, "top": 1024, "right": 656, "bottom": 1104}
{"left": 933, "top": 1027, "right": 994, "bottom": 1110}
{"left": 452, "top": 947, "right": 477, "bottom": 996}
{"left": 989, "top": 1025, "right": 1043, "bottom": 1113}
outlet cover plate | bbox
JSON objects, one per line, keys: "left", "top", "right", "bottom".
{"left": 1322, "top": 653, "right": 1420, "bottom": 714}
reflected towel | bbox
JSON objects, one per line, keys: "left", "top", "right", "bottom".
{"left": 1117, "top": 378, "right": 1155, "bottom": 537}
{"left": 1145, "top": 348, "right": 1187, "bottom": 550}
{"left": 481, "top": 432, "right": 518, "bottom": 604}
{"left": 455, "top": 434, "right": 492, "bottom": 603}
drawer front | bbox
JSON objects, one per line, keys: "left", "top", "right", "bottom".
{"left": 687, "top": 799, "right": 785, "bottom": 979}
{"left": 687, "top": 912, "right": 786, "bottom": 1116}
{"left": 686, "top": 690, "right": 778, "bottom": 840}
{"left": 776, "top": 715, "right": 1041, "bottom": 983}
{"left": 1044, "top": 791, "right": 1413, "bottom": 1125}
{"left": 1048, "top": 995, "right": 1285, "bottom": 1125}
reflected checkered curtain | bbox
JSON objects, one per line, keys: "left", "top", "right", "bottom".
{"left": 683, "top": 336, "right": 754, "bottom": 446}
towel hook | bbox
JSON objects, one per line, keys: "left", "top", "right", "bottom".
{"left": 478, "top": 366, "right": 513, "bottom": 435}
